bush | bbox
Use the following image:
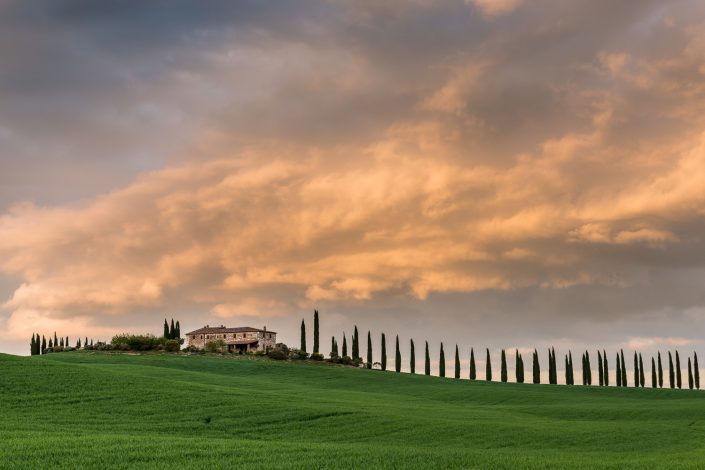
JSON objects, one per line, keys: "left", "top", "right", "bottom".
{"left": 164, "top": 340, "right": 180, "bottom": 352}
{"left": 310, "top": 353, "right": 324, "bottom": 361}
{"left": 276, "top": 343, "right": 289, "bottom": 354}
{"left": 267, "top": 348, "right": 288, "bottom": 360}
{"left": 340, "top": 355, "right": 354, "bottom": 366}
{"left": 205, "top": 339, "right": 226, "bottom": 353}
{"left": 111, "top": 334, "right": 166, "bottom": 351}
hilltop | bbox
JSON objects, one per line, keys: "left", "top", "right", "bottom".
{"left": 1, "top": 351, "right": 704, "bottom": 469}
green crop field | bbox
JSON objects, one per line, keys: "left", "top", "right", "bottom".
{"left": 1, "top": 352, "right": 704, "bottom": 469}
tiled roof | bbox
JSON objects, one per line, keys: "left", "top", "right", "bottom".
{"left": 184, "top": 325, "right": 277, "bottom": 335}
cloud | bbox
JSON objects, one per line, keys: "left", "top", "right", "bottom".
{"left": 467, "top": 0, "right": 522, "bottom": 17}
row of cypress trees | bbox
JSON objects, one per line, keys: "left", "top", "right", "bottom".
{"left": 162, "top": 318, "right": 181, "bottom": 340}
{"left": 30, "top": 333, "right": 95, "bottom": 355}
{"left": 265, "top": 310, "right": 703, "bottom": 391}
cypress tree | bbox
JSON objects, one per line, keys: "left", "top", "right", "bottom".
{"left": 84, "top": 337, "right": 88, "bottom": 349}
{"left": 90, "top": 339, "right": 93, "bottom": 347}
{"left": 163, "top": 319, "right": 169, "bottom": 338}
{"left": 658, "top": 351, "right": 664, "bottom": 387}
{"left": 381, "top": 333, "right": 387, "bottom": 371}
{"left": 313, "top": 310, "right": 320, "bottom": 354}
{"left": 439, "top": 343, "right": 445, "bottom": 377}
{"left": 568, "top": 351, "right": 574, "bottom": 385}
{"left": 517, "top": 350, "right": 524, "bottom": 384}
{"left": 639, "top": 354, "right": 645, "bottom": 387}
{"left": 688, "top": 357, "right": 694, "bottom": 389}
{"left": 470, "top": 348, "right": 476, "bottom": 380}
{"left": 668, "top": 351, "right": 675, "bottom": 388}
{"left": 598, "top": 351, "right": 604, "bottom": 386}
{"left": 651, "top": 357, "right": 657, "bottom": 388}
{"left": 602, "top": 350, "right": 608, "bottom": 386}
{"left": 548, "top": 349, "right": 554, "bottom": 385}
{"left": 425, "top": 341, "right": 431, "bottom": 375}
{"left": 54, "top": 332, "right": 58, "bottom": 347}
{"left": 395, "top": 336, "right": 401, "bottom": 373}
{"left": 342, "top": 334, "right": 348, "bottom": 357}
{"left": 65, "top": 336, "right": 68, "bottom": 347}
{"left": 331, "top": 336, "right": 338, "bottom": 357}
{"left": 585, "top": 351, "right": 592, "bottom": 386}
{"left": 30, "top": 334, "right": 35, "bottom": 356}
{"left": 170, "top": 319, "right": 175, "bottom": 339}
{"left": 532, "top": 349, "right": 540, "bottom": 384}
{"left": 485, "top": 348, "right": 492, "bottom": 381}
{"left": 581, "top": 353, "right": 587, "bottom": 385}
{"left": 175, "top": 321, "right": 180, "bottom": 340}
{"left": 633, "top": 352, "right": 639, "bottom": 388}
{"left": 77, "top": 338, "right": 81, "bottom": 349}
{"left": 353, "top": 326, "right": 360, "bottom": 361}
{"left": 454, "top": 344, "right": 460, "bottom": 379}
{"left": 673, "top": 352, "right": 681, "bottom": 389}
{"left": 48, "top": 338, "right": 53, "bottom": 349}
{"left": 501, "top": 349, "right": 507, "bottom": 383}
{"left": 300, "top": 319, "right": 307, "bottom": 353}
{"left": 410, "top": 339, "right": 416, "bottom": 374}
{"left": 60, "top": 337, "right": 64, "bottom": 348}
{"left": 565, "top": 355, "right": 570, "bottom": 385}
{"left": 41, "top": 336, "right": 46, "bottom": 354}
{"left": 616, "top": 353, "right": 622, "bottom": 387}
{"left": 366, "top": 331, "right": 372, "bottom": 369}
{"left": 694, "top": 352, "right": 700, "bottom": 389}
{"left": 620, "top": 350, "right": 627, "bottom": 387}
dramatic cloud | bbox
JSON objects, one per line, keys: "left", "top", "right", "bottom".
{"left": 2, "top": 0, "right": 705, "bottom": 361}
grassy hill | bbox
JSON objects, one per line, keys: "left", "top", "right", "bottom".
{"left": 1, "top": 352, "right": 705, "bottom": 469}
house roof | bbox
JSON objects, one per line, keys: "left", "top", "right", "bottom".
{"left": 184, "top": 325, "right": 277, "bottom": 335}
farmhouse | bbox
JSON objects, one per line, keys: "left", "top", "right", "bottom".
{"left": 185, "top": 325, "right": 276, "bottom": 353}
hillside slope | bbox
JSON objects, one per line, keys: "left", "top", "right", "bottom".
{"left": 1, "top": 352, "right": 704, "bottom": 469}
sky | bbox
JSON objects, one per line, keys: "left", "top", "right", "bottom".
{"left": 2, "top": 0, "right": 705, "bottom": 373}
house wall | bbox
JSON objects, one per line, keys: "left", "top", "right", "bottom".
{"left": 187, "top": 330, "right": 276, "bottom": 351}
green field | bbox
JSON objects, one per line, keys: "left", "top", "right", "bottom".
{"left": 1, "top": 352, "right": 704, "bottom": 469}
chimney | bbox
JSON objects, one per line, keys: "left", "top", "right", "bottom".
{"left": 263, "top": 326, "right": 267, "bottom": 332}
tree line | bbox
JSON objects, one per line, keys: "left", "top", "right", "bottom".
{"left": 297, "top": 311, "right": 701, "bottom": 390}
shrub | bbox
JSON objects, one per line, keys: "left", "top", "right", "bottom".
{"left": 310, "top": 353, "right": 324, "bottom": 361}
{"left": 205, "top": 339, "right": 226, "bottom": 353}
{"left": 111, "top": 334, "right": 166, "bottom": 351}
{"left": 267, "top": 348, "right": 288, "bottom": 360}
{"left": 276, "top": 343, "right": 289, "bottom": 354}
{"left": 165, "top": 340, "right": 180, "bottom": 352}
{"left": 340, "top": 355, "right": 354, "bottom": 365}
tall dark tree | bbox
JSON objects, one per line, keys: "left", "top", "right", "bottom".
{"left": 516, "top": 350, "right": 524, "bottom": 384}
{"left": 48, "top": 338, "right": 53, "bottom": 349}
{"left": 633, "top": 352, "right": 639, "bottom": 388}
{"left": 84, "top": 337, "right": 88, "bottom": 349}
{"left": 668, "top": 351, "right": 675, "bottom": 388}
{"left": 688, "top": 357, "right": 694, "bottom": 390}
{"left": 410, "top": 339, "right": 416, "bottom": 374}
{"left": 170, "top": 319, "right": 176, "bottom": 339}
{"left": 470, "top": 348, "right": 476, "bottom": 380}
{"left": 454, "top": 344, "right": 460, "bottom": 379}
{"left": 41, "top": 335, "right": 46, "bottom": 355}
{"left": 568, "top": 351, "right": 574, "bottom": 385}
{"left": 565, "top": 355, "right": 570, "bottom": 385}
{"left": 658, "top": 351, "right": 664, "bottom": 388}
{"left": 425, "top": 341, "right": 431, "bottom": 376}
{"left": 639, "top": 354, "right": 645, "bottom": 388}
{"left": 175, "top": 321, "right": 181, "bottom": 340}
{"left": 585, "top": 351, "right": 592, "bottom": 386}
{"left": 54, "top": 332, "right": 58, "bottom": 348}
{"left": 676, "top": 351, "right": 682, "bottom": 389}
{"left": 548, "top": 349, "right": 555, "bottom": 385}
{"left": 313, "top": 310, "right": 320, "bottom": 354}
{"left": 395, "top": 336, "right": 401, "bottom": 373}
{"left": 60, "top": 337, "right": 64, "bottom": 348}
{"left": 598, "top": 351, "right": 604, "bottom": 386}
{"left": 30, "top": 334, "right": 35, "bottom": 355}
{"left": 602, "top": 350, "right": 609, "bottom": 386}
{"left": 694, "top": 352, "right": 700, "bottom": 389}
{"left": 163, "top": 319, "right": 169, "bottom": 338}
{"left": 532, "top": 349, "right": 540, "bottom": 384}
{"left": 500, "top": 349, "right": 507, "bottom": 383}
{"left": 300, "top": 319, "right": 307, "bottom": 353}
{"left": 342, "top": 334, "right": 348, "bottom": 357}
{"left": 331, "top": 336, "right": 338, "bottom": 357}
{"left": 485, "top": 348, "right": 492, "bottom": 382}
{"left": 366, "top": 331, "right": 372, "bottom": 369}
{"left": 76, "top": 338, "right": 81, "bottom": 349}
{"left": 581, "top": 353, "right": 587, "bottom": 386}
{"left": 651, "top": 357, "right": 657, "bottom": 388}
{"left": 352, "top": 326, "right": 359, "bottom": 361}
{"left": 616, "top": 353, "right": 622, "bottom": 387}
{"left": 620, "top": 350, "right": 627, "bottom": 387}
{"left": 65, "top": 336, "right": 68, "bottom": 347}
{"left": 381, "top": 333, "right": 387, "bottom": 371}
{"left": 439, "top": 343, "right": 445, "bottom": 377}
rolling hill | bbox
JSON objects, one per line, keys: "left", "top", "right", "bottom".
{"left": 1, "top": 352, "right": 704, "bottom": 468}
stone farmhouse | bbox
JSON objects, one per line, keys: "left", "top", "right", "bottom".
{"left": 185, "top": 325, "right": 276, "bottom": 353}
